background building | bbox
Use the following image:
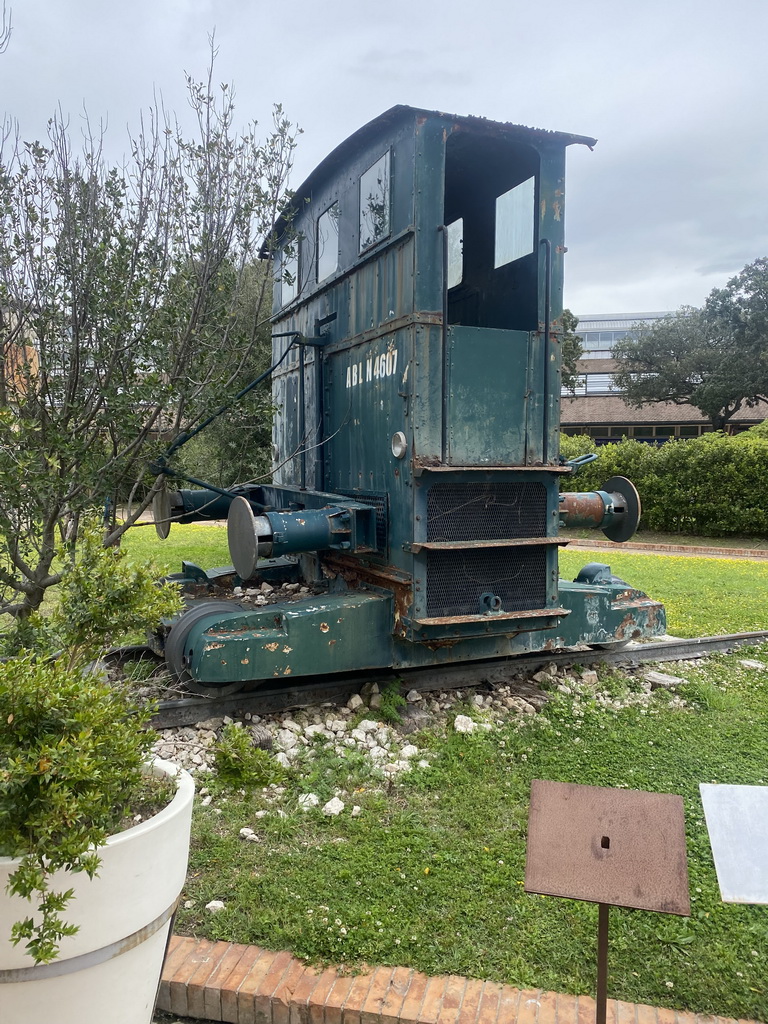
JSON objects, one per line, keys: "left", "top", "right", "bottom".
{"left": 560, "top": 312, "right": 768, "bottom": 442}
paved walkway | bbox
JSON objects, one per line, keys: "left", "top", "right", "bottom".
{"left": 156, "top": 936, "right": 762, "bottom": 1024}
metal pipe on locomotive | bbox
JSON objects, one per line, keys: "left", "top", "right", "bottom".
{"left": 152, "top": 106, "right": 664, "bottom": 694}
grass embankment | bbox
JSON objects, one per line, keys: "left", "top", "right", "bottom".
{"left": 126, "top": 524, "right": 768, "bottom": 1017}
{"left": 178, "top": 653, "right": 768, "bottom": 1020}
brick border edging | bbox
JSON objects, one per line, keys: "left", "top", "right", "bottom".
{"left": 156, "top": 936, "right": 763, "bottom": 1024}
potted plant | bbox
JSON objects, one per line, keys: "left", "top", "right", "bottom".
{"left": 0, "top": 523, "right": 193, "bottom": 1024}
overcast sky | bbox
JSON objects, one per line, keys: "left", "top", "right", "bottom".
{"left": 2, "top": 0, "right": 766, "bottom": 316}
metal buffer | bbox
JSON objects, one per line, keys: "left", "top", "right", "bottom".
{"left": 559, "top": 476, "right": 642, "bottom": 543}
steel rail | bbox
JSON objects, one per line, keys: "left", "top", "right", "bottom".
{"left": 125, "top": 631, "right": 768, "bottom": 730}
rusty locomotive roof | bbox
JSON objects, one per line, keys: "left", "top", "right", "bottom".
{"left": 264, "top": 105, "right": 597, "bottom": 251}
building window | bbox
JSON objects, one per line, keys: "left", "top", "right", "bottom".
{"left": 359, "top": 152, "right": 390, "bottom": 251}
{"left": 317, "top": 203, "right": 340, "bottom": 283}
{"left": 494, "top": 176, "right": 535, "bottom": 268}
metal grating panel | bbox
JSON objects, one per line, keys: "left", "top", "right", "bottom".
{"left": 333, "top": 489, "right": 388, "bottom": 551}
{"left": 427, "top": 482, "right": 547, "bottom": 542}
{"left": 425, "top": 546, "right": 547, "bottom": 618}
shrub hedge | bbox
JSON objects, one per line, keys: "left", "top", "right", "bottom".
{"left": 559, "top": 432, "right": 768, "bottom": 536}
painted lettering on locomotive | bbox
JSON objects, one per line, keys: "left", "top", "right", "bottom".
{"left": 153, "top": 106, "right": 664, "bottom": 693}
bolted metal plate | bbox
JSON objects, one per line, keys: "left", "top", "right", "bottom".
{"left": 700, "top": 783, "right": 768, "bottom": 904}
{"left": 525, "top": 780, "right": 690, "bottom": 914}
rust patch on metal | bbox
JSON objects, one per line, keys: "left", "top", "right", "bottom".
{"left": 203, "top": 642, "right": 225, "bottom": 651}
{"left": 264, "top": 642, "right": 279, "bottom": 652}
{"left": 560, "top": 492, "right": 605, "bottom": 527}
{"left": 282, "top": 645, "right": 293, "bottom": 653}
{"left": 320, "top": 622, "right": 330, "bottom": 633}
{"left": 323, "top": 553, "right": 413, "bottom": 638}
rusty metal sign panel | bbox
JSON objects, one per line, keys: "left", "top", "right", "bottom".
{"left": 700, "top": 783, "right": 768, "bottom": 904}
{"left": 525, "top": 780, "right": 690, "bottom": 915}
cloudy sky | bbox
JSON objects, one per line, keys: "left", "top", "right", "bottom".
{"left": 2, "top": 0, "right": 766, "bottom": 316}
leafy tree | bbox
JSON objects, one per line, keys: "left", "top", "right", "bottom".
{"left": 0, "top": 50, "right": 299, "bottom": 619}
{"left": 560, "top": 308, "right": 583, "bottom": 392}
{"left": 612, "top": 258, "right": 768, "bottom": 430}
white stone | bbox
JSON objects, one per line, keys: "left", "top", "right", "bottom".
{"left": 183, "top": 899, "right": 195, "bottom": 909}
{"left": 196, "top": 717, "right": 224, "bottom": 730}
{"left": 645, "top": 670, "right": 687, "bottom": 690}
{"left": 357, "top": 719, "right": 379, "bottom": 733}
{"left": 350, "top": 729, "right": 367, "bottom": 743}
{"left": 375, "top": 728, "right": 390, "bottom": 746}
{"left": 580, "top": 670, "right": 599, "bottom": 686}
{"left": 275, "top": 752, "right": 291, "bottom": 769}
{"left": 454, "top": 714, "right": 478, "bottom": 734}
{"left": 347, "top": 694, "right": 364, "bottom": 711}
{"left": 369, "top": 745, "right": 389, "bottom": 761}
{"left": 322, "top": 797, "right": 345, "bottom": 816}
{"left": 304, "top": 723, "right": 327, "bottom": 739}
{"left": 299, "top": 793, "right": 320, "bottom": 810}
{"left": 406, "top": 689, "right": 422, "bottom": 702}
{"left": 276, "top": 730, "right": 299, "bottom": 749}
{"left": 260, "top": 582, "right": 274, "bottom": 593}
{"left": 400, "top": 744, "right": 419, "bottom": 759}
{"left": 239, "top": 827, "right": 256, "bottom": 839}
{"left": 205, "top": 900, "right": 226, "bottom": 913}
{"left": 329, "top": 719, "right": 347, "bottom": 733}
{"left": 282, "top": 718, "right": 302, "bottom": 733}
{"left": 740, "top": 659, "right": 768, "bottom": 671}
{"left": 351, "top": 805, "right": 362, "bottom": 817}
{"left": 417, "top": 760, "right": 430, "bottom": 768}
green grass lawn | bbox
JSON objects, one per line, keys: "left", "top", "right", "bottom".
{"left": 122, "top": 522, "right": 231, "bottom": 575}
{"left": 123, "top": 524, "right": 768, "bottom": 1017}
{"left": 178, "top": 654, "right": 768, "bottom": 1021}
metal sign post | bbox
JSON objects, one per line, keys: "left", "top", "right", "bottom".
{"left": 525, "top": 780, "right": 690, "bottom": 1024}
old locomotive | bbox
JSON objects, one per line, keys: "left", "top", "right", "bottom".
{"left": 153, "top": 106, "right": 664, "bottom": 693}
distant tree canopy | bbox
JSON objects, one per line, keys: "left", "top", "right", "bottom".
{"left": 560, "top": 308, "right": 583, "bottom": 392}
{"left": 612, "top": 257, "right": 768, "bottom": 430}
{"left": 0, "top": 50, "right": 299, "bottom": 618}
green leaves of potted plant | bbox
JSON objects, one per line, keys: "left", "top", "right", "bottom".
{"left": 0, "top": 522, "right": 193, "bottom": 1024}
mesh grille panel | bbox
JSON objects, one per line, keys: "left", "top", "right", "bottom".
{"left": 333, "top": 489, "right": 388, "bottom": 551}
{"left": 427, "top": 482, "right": 547, "bottom": 542}
{"left": 425, "top": 547, "right": 547, "bottom": 618}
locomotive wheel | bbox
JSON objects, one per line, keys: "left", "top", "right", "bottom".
{"left": 164, "top": 601, "right": 248, "bottom": 696}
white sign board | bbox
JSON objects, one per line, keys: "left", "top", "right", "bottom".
{"left": 700, "top": 783, "right": 768, "bottom": 904}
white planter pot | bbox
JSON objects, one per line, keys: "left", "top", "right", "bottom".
{"left": 0, "top": 758, "right": 194, "bottom": 1024}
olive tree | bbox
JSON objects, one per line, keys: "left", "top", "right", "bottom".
{"left": 0, "top": 55, "right": 298, "bottom": 618}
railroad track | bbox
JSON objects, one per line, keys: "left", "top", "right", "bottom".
{"left": 130, "top": 631, "right": 768, "bottom": 729}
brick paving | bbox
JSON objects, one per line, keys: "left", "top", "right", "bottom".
{"left": 156, "top": 936, "right": 764, "bottom": 1024}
